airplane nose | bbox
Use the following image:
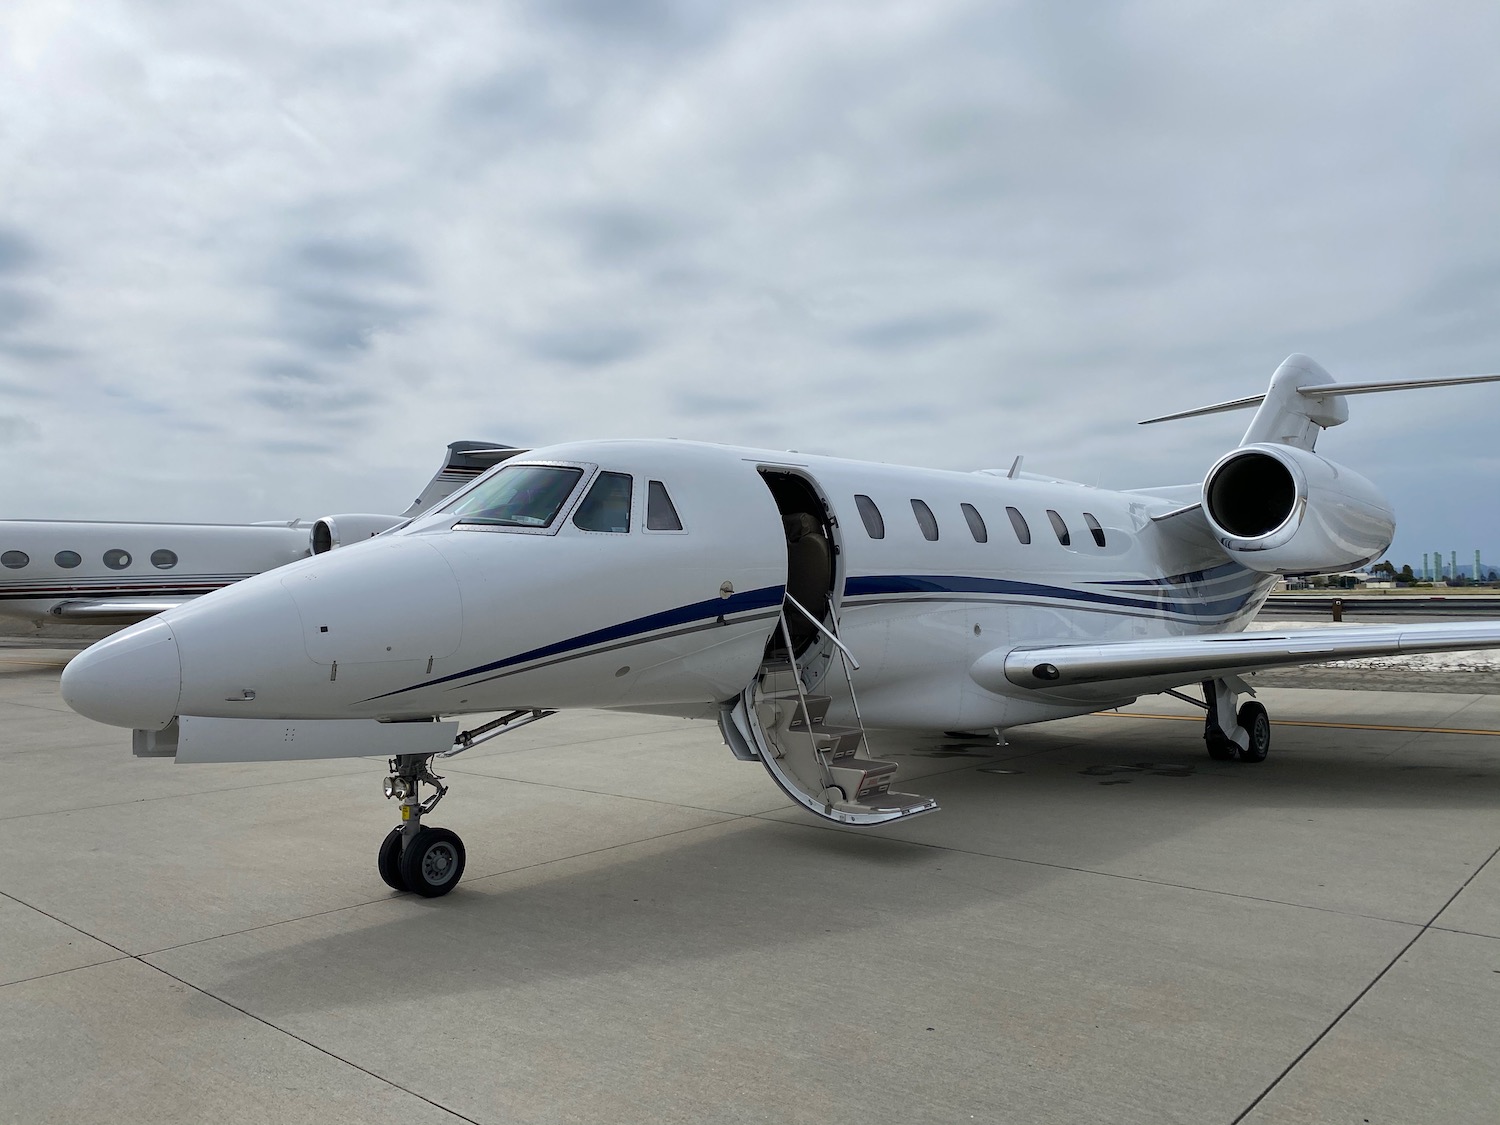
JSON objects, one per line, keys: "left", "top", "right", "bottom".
{"left": 61, "top": 618, "right": 182, "bottom": 730}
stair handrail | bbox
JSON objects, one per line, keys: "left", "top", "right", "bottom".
{"left": 824, "top": 601, "right": 873, "bottom": 758}
{"left": 776, "top": 610, "right": 840, "bottom": 795}
{"left": 782, "top": 593, "right": 861, "bottom": 670}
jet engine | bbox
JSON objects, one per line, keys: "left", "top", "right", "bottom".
{"left": 310, "top": 514, "right": 406, "bottom": 554}
{"left": 1201, "top": 443, "right": 1394, "bottom": 575}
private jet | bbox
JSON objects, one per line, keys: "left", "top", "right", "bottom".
{"left": 0, "top": 441, "right": 525, "bottom": 630}
{"left": 60, "top": 356, "right": 1500, "bottom": 897}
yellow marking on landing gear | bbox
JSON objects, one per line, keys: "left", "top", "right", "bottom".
{"left": 1105, "top": 711, "right": 1500, "bottom": 738}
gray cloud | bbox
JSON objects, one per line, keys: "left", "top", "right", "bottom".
{"left": 0, "top": 415, "right": 40, "bottom": 445}
{"left": 845, "top": 310, "right": 990, "bottom": 352}
{"left": 0, "top": 229, "right": 37, "bottom": 276}
{"left": 0, "top": 288, "right": 47, "bottom": 334}
{"left": 524, "top": 325, "right": 651, "bottom": 367}
{"left": 536, "top": 0, "right": 740, "bottom": 51}
{"left": 262, "top": 235, "right": 428, "bottom": 358}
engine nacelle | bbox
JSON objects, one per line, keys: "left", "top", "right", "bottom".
{"left": 310, "top": 514, "right": 406, "bottom": 555}
{"left": 1201, "top": 444, "right": 1394, "bottom": 575}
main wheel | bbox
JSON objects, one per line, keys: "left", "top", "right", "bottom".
{"left": 1236, "top": 701, "right": 1271, "bottom": 763}
{"left": 398, "top": 826, "right": 466, "bottom": 898}
{"left": 377, "top": 826, "right": 408, "bottom": 892}
{"left": 1205, "top": 733, "right": 1239, "bottom": 761}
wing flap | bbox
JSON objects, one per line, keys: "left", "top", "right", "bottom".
{"left": 972, "top": 622, "right": 1500, "bottom": 701}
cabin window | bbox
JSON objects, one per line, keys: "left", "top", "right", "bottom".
{"left": 151, "top": 549, "right": 179, "bottom": 570}
{"left": 911, "top": 499, "right": 939, "bottom": 542}
{"left": 54, "top": 551, "right": 81, "bottom": 569}
{"left": 1, "top": 550, "right": 28, "bottom": 569}
{"left": 961, "top": 503, "right": 988, "bottom": 543}
{"left": 1047, "top": 510, "right": 1071, "bottom": 546}
{"left": 645, "top": 480, "right": 683, "bottom": 531}
{"left": 446, "top": 464, "right": 583, "bottom": 528}
{"left": 1006, "top": 507, "right": 1031, "bottom": 545}
{"left": 103, "top": 549, "right": 132, "bottom": 570}
{"left": 1084, "top": 512, "right": 1106, "bottom": 548}
{"left": 574, "top": 471, "right": 633, "bottom": 533}
{"left": 854, "top": 494, "right": 885, "bottom": 539}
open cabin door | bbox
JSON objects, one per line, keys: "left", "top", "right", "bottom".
{"left": 717, "top": 468, "right": 937, "bottom": 827}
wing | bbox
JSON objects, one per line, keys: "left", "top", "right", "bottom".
{"left": 50, "top": 598, "right": 194, "bottom": 622}
{"left": 972, "top": 621, "right": 1500, "bottom": 702}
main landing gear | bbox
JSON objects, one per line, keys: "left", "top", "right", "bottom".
{"left": 1200, "top": 678, "right": 1271, "bottom": 763}
{"left": 378, "top": 754, "right": 466, "bottom": 897}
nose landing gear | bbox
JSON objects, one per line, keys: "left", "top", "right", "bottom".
{"left": 378, "top": 754, "right": 466, "bottom": 897}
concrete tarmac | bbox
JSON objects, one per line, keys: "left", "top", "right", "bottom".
{"left": 2, "top": 643, "right": 1498, "bottom": 1124}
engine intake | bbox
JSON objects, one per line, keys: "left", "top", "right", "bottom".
{"left": 310, "top": 514, "right": 406, "bottom": 555}
{"left": 1202, "top": 444, "right": 1393, "bottom": 575}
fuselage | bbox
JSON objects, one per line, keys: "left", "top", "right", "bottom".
{"left": 0, "top": 520, "right": 311, "bottom": 628}
{"left": 60, "top": 439, "right": 1274, "bottom": 733}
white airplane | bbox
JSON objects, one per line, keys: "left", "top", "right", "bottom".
{"left": 59, "top": 355, "right": 1500, "bottom": 898}
{"left": 0, "top": 441, "right": 525, "bottom": 629}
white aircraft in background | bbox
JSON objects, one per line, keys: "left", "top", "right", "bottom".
{"left": 61, "top": 356, "right": 1500, "bottom": 898}
{"left": 0, "top": 441, "right": 525, "bottom": 629}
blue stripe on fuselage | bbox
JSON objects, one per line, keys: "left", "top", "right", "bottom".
{"left": 841, "top": 573, "right": 1263, "bottom": 618}
{"left": 362, "top": 583, "right": 788, "bottom": 702}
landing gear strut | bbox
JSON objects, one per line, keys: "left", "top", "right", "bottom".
{"left": 378, "top": 754, "right": 466, "bottom": 897}
{"left": 1200, "top": 679, "right": 1272, "bottom": 764}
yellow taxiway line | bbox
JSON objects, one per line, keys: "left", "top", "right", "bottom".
{"left": 1107, "top": 711, "right": 1500, "bottom": 738}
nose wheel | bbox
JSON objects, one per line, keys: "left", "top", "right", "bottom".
{"left": 379, "top": 754, "right": 467, "bottom": 897}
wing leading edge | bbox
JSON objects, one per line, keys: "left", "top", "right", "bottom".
{"left": 972, "top": 622, "right": 1500, "bottom": 702}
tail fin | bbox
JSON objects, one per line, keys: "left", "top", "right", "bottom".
{"left": 1139, "top": 353, "right": 1500, "bottom": 451}
{"left": 402, "top": 441, "right": 528, "bottom": 517}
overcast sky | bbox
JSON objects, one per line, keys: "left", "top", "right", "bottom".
{"left": 2, "top": 1, "right": 1498, "bottom": 572}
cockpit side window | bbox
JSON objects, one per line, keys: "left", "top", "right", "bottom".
{"left": 445, "top": 465, "right": 584, "bottom": 528}
{"left": 574, "top": 471, "right": 634, "bottom": 533}
{"left": 646, "top": 480, "right": 683, "bottom": 531}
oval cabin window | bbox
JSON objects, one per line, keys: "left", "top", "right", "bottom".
{"left": 151, "top": 549, "right": 179, "bottom": 570}
{"left": 854, "top": 495, "right": 885, "bottom": 539}
{"left": 1, "top": 550, "right": 29, "bottom": 569}
{"left": 55, "top": 551, "right": 82, "bottom": 569}
{"left": 103, "top": 549, "right": 132, "bottom": 570}
{"left": 911, "top": 499, "right": 939, "bottom": 542}
{"left": 961, "top": 503, "right": 988, "bottom": 543}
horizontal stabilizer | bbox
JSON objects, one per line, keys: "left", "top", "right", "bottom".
{"left": 1140, "top": 368, "right": 1500, "bottom": 425}
{"left": 972, "top": 621, "right": 1500, "bottom": 702}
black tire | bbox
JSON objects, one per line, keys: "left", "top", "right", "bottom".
{"left": 377, "top": 826, "right": 407, "bottom": 892}
{"left": 398, "top": 826, "right": 466, "bottom": 898}
{"left": 1237, "top": 701, "right": 1271, "bottom": 763}
{"left": 1205, "top": 733, "right": 1239, "bottom": 761}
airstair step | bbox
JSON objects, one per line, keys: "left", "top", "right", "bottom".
{"left": 787, "top": 694, "right": 833, "bottom": 728}
{"left": 808, "top": 726, "right": 863, "bottom": 758}
{"left": 848, "top": 790, "right": 939, "bottom": 818}
{"left": 828, "top": 757, "right": 898, "bottom": 800}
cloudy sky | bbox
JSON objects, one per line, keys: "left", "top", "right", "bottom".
{"left": 2, "top": 1, "right": 1498, "bottom": 572}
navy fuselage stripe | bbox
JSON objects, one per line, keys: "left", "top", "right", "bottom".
{"left": 364, "top": 584, "right": 787, "bottom": 702}
{"left": 842, "top": 574, "right": 1267, "bottom": 618}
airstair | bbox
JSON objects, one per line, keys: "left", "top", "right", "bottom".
{"left": 718, "top": 597, "right": 938, "bottom": 827}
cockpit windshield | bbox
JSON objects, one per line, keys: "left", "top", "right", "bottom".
{"left": 444, "top": 465, "right": 584, "bottom": 528}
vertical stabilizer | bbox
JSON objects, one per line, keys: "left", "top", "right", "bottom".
{"left": 1238, "top": 354, "right": 1346, "bottom": 450}
{"left": 402, "top": 441, "right": 528, "bottom": 517}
